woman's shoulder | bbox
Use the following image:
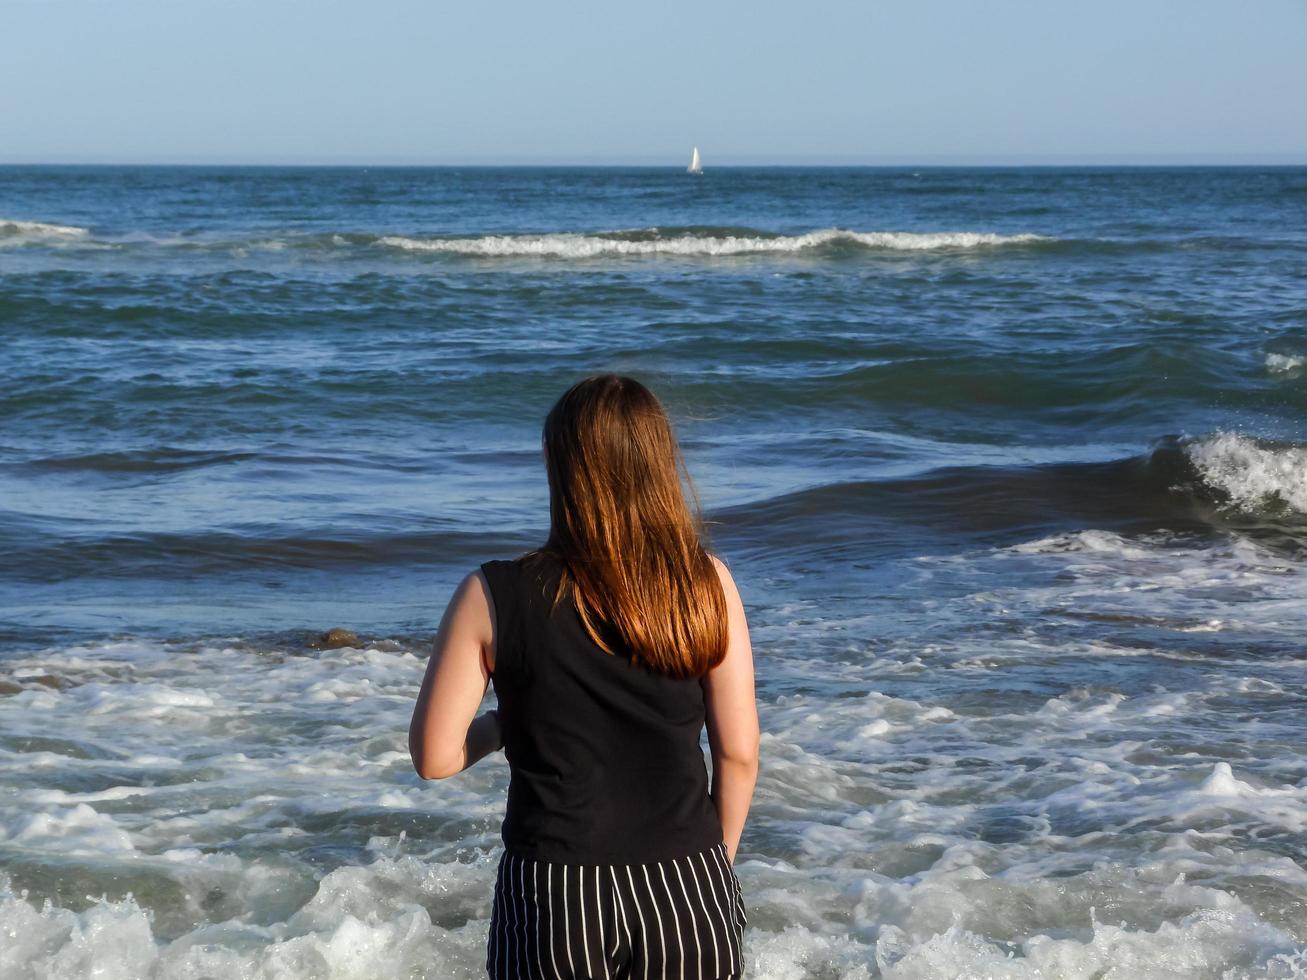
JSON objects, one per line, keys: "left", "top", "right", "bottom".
{"left": 706, "top": 551, "right": 737, "bottom": 586}
{"left": 479, "top": 550, "right": 561, "bottom": 598}
{"left": 480, "top": 549, "right": 548, "bottom": 572}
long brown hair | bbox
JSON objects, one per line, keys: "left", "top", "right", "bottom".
{"left": 533, "top": 374, "right": 727, "bottom": 678}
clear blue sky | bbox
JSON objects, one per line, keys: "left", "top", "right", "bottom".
{"left": 3, "top": 0, "right": 1305, "bottom": 165}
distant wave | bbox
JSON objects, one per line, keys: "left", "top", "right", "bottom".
{"left": 0, "top": 221, "right": 1051, "bottom": 257}
{"left": 375, "top": 227, "right": 1050, "bottom": 257}
{"left": 2, "top": 221, "right": 1291, "bottom": 261}
{"left": 0, "top": 219, "right": 90, "bottom": 241}
{"left": 23, "top": 448, "right": 260, "bottom": 475}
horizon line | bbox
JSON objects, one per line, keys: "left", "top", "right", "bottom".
{"left": 2, "top": 154, "right": 1306, "bottom": 169}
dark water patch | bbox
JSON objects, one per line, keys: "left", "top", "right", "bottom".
{"left": 663, "top": 343, "right": 1305, "bottom": 428}
{"left": 0, "top": 525, "right": 527, "bottom": 582}
{"left": 18, "top": 340, "right": 1219, "bottom": 442}
{"left": 22, "top": 448, "right": 260, "bottom": 475}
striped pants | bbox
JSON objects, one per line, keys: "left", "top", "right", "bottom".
{"left": 487, "top": 841, "right": 748, "bottom": 980}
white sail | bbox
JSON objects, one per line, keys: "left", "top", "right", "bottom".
{"left": 688, "top": 146, "right": 702, "bottom": 174}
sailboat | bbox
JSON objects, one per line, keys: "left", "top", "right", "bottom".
{"left": 687, "top": 146, "right": 702, "bottom": 175}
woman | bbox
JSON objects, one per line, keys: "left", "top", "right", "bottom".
{"left": 409, "top": 374, "right": 760, "bottom": 980}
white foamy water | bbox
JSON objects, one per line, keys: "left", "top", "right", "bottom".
{"left": 4, "top": 519, "right": 1307, "bottom": 978}
{"left": 1267, "top": 353, "right": 1306, "bottom": 374}
{"left": 1187, "top": 432, "right": 1307, "bottom": 514}
{"left": 0, "top": 221, "right": 1049, "bottom": 261}
{"left": 376, "top": 228, "right": 1049, "bottom": 258}
{"left": 0, "top": 218, "right": 91, "bottom": 247}
{"left": 0, "top": 219, "right": 89, "bottom": 238}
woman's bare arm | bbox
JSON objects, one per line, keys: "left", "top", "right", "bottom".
{"left": 703, "top": 555, "right": 760, "bottom": 864}
{"left": 408, "top": 570, "right": 503, "bottom": 779}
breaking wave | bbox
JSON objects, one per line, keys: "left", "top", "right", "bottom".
{"left": 0, "top": 220, "right": 1051, "bottom": 259}
{"left": 0, "top": 218, "right": 90, "bottom": 242}
{"left": 1267, "top": 352, "right": 1306, "bottom": 374}
{"left": 375, "top": 226, "right": 1050, "bottom": 257}
{"left": 1188, "top": 432, "right": 1307, "bottom": 515}
{"left": 715, "top": 431, "right": 1307, "bottom": 561}
{"left": 9, "top": 432, "right": 1305, "bottom": 583}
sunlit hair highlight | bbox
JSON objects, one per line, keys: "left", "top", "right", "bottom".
{"left": 531, "top": 374, "right": 727, "bottom": 678}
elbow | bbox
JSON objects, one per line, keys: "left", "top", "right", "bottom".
{"left": 409, "top": 732, "right": 463, "bottom": 780}
{"left": 411, "top": 751, "right": 463, "bottom": 781}
{"left": 716, "top": 736, "right": 761, "bottom": 771}
{"left": 415, "top": 762, "right": 460, "bottom": 780}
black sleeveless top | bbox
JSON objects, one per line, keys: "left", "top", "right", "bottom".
{"left": 479, "top": 551, "right": 725, "bottom": 865}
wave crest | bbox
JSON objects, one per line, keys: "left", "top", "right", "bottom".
{"left": 0, "top": 222, "right": 1050, "bottom": 257}
{"left": 376, "top": 227, "right": 1049, "bottom": 258}
{"left": 714, "top": 432, "right": 1307, "bottom": 562}
{"left": 1266, "top": 352, "right": 1305, "bottom": 374}
{"left": 0, "top": 219, "right": 90, "bottom": 241}
{"left": 1186, "top": 433, "right": 1307, "bottom": 515}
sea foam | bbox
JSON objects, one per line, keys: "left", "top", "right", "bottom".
{"left": 1266, "top": 352, "right": 1306, "bottom": 374}
{"left": 1186, "top": 432, "right": 1307, "bottom": 514}
{"left": 376, "top": 227, "right": 1049, "bottom": 258}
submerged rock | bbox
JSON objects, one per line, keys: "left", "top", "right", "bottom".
{"left": 308, "top": 628, "right": 360, "bottom": 650}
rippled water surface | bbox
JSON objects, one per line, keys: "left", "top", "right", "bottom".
{"left": 2, "top": 166, "right": 1306, "bottom": 978}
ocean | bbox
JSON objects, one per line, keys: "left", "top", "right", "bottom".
{"left": 1, "top": 165, "right": 1306, "bottom": 979}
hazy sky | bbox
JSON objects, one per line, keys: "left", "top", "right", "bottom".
{"left": 3, "top": 0, "right": 1305, "bottom": 165}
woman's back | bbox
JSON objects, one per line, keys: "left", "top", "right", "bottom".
{"left": 409, "top": 374, "right": 758, "bottom": 978}
{"left": 481, "top": 550, "right": 725, "bottom": 865}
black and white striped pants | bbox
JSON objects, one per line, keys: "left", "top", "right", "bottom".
{"left": 487, "top": 841, "right": 748, "bottom": 980}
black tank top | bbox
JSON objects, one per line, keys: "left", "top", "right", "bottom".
{"left": 479, "top": 551, "right": 725, "bottom": 865}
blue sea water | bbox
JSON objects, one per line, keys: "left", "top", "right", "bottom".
{"left": 1, "top": 166, "right": 1306, "bottom": 978}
